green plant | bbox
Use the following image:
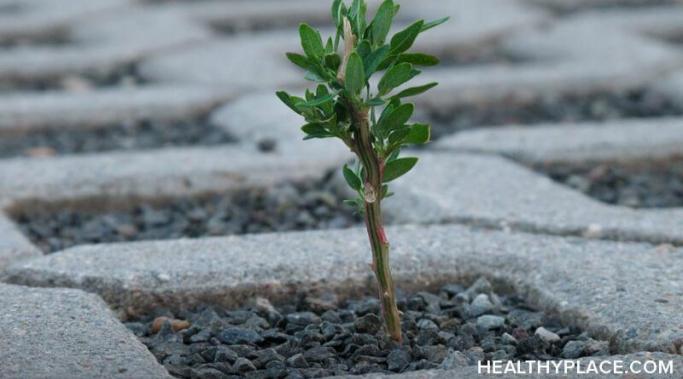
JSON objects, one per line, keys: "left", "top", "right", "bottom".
{"left": 276, "top": 0, "right": 446, "bottom": 342}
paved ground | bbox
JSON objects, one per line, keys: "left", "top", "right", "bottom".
{"left": 1, "top": 0, "right": 683, "bottom": 378}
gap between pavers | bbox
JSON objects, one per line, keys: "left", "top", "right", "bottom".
{"left": 386, "top": 151, "right": 683, "bottom": 246}
{"left": 4, "top": 224, "right": 683, "bottom": 354}
{"left": 0, "top": 144, "right": 350, "bottom": 270}
{"left": 0, "top": 84, "right": 234, "bottom": 132}
{"left": 434, "top": 117, "right": 683, "bottom": 164}
{"left": 0, "top": 283, "right": 169, "bottom": 378}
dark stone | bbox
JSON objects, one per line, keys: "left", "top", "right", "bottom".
{"left": 286, "top": 354, "right": 309, "bottom": 369}
{"left": 353, "top": 314, "right": 382, "bottom": 334}
{"left": 233, "top": 358, "right": 256, "bottom": 373}
{"left": 387, "top": 349, "right": 411, "bottom": 372}
{"left": 218, "top": 327, "right": 264, "bottom": 345}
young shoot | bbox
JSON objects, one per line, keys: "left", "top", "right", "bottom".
{"left": 277, "top": 0, "right": 447, "bottom": 342}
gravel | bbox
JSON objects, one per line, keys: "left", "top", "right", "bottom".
{"left": 13, "top": 173, "right": 361, "bottom": 253}
{"left": 427, "top": 89, "right": 683, "bottom": 140}
{"left": 537, "top": 158, "right": 683, "bottom": 208}
{"left": 0, "top": 63, "right": 146, "bottom": 93}
{"left": 0, "top": 116, "right": 236, "bottom": 158}
{"left": 128, "top": 277, "right": 609, "bottom": 379}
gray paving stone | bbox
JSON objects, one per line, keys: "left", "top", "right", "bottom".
{"left": 0, "top": 283, "right": 168, "bottom": 378}
{"left": 5, "top": 224, "right": 683, "bottom": 353}
{"left": 416, "top": 10, "right": 682, "bottom": 111}
{"left": 653, "top": 70, "right": 683, "bottom": 108}
{"left": 338, "top": 352, "right": 683, "bottom": 378}
{"left": 386, "top": 152, "right": 683, "bottom": 245}
{"left": 0, "top": 145, "right": 347, "bottom": 205}
{"left": 0, "top": 210, "right": 41, "bottom": 271}
{"left": 211, "top": 91, "right": 352, "bottom": 156}
{"left": 138, "top": 0, "right": 546, "bottom": 89}
{"left": 0, "top": 0, "right": 127, "bottom": 40}
{"left": 435, "top": 118, "right": 683, "bottom": 163}
{"left": 0, "top": 84, "right": 234, "bottom": 131}
{"left": 0, "top": 4, "right": 210, "bottom": 82}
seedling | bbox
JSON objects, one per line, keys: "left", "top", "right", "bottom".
{"left": 277, "top": 0, "right": 446, "bottom": 342}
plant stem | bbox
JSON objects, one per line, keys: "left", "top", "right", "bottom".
{"left": 349, "top": 103, "right": 403, "bottom": 343}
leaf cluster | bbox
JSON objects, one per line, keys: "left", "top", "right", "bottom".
{"left": 277, "top": 0, "right": 446, "bottom": 211}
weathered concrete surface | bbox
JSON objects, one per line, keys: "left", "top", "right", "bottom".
{"left": 342, "top": 352, "right": 683, "bottom": 378}
{"left": 6, "top": 224, "right": 683, "bottom": 354}
{"left": 387, "top": 152, "right": 683, "bottom": 245}
{"left": 211, "top": 91, "right": 351, "bottom": 157}
{"left": 0, "top": 85, "right": 234, "bottom": 132}
{"left": 0, "top": 4, "right": 210, "bottom": 82}
{"left": 0, "top": 211, "right": 41, "bottom": 271}
{"left": 0, "top": 283, "right": 168, "bottom": 378}
{"left": 138, "top": 0, "right": 546, "bottom": 89}
{"left": 436, "top": 118, "right": 683, "bottom": 163}
{"left": 417, "top": 9, "right": 682, "bottom": 111}
{"left": 0, "top": 145, "right": 347, "bottom": 204}
{"left": 0, "top": 0, "right": 127, "bottom": 40}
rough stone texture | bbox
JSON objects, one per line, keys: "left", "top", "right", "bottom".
{"left": 386, "top": 152, "right": 683, "bottom": 245}
{"left": 0, "top": 145, "right": 347, "bottom": 204}
{"left": 0, "top": 211, "right": 41, "bottom": 271}
{"left": 0, "top": 85, "right": 234, "bottom": 131}
{"left": 416, "top": 9, "right": 683, "bottom": 113}
{"left": 6, "top": 224, "right": 683, "bottom": 354}
{"left": 653, "top": 70, "right": 683, "bottom": 108}
{"left": 138, "top": 0, "right": 547, "bottom": 89}
{"left": 436, "top": 118, "right": 683, "bottom": 163}
{"left": 334, "top": 352, "right": 683, "bottom": 378}
{"left": 211, "top": 91, "right": 351, "bottom": 157}
{"left": 0, "top": 283, "right": 168, "bottom": 378}
{"left": 0, "top": 0, "right": 127, "bottom": 40}
{"left": 0, "top": 4, "right": 210, "bottom": 82}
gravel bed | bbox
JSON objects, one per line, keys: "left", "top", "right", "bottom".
{"left": 13, "top": 174, "right": 360, "bottom": 253}
{"left": 126, "top": 277, "right": 609, "bottom": 379}
{"left": 427, "top": 89, "right": 683, "bottom": 140}
{"left": 537, "top": 157, "right": 683, "bottom": 208}
{"left": 0, "top": 116, "right": 236, "bottom": 159}
{"left": 0, "top": 63, "right": 145, "bottom": 93}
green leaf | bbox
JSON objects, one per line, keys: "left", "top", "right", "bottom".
{"left": 397, "top": 53, "right": 440, "bottom": 66}
{"left": 370, "top": 0, "right": 395, "bottom": 46}
{"left": 391, "top": 82, "right": 438, "bottom": 99}
{"left": 276, "top": 91, "right": 302, "bottom": 115}
{"left": 378, "top": 63, "right": 420, "bottom": 96}
{"left": 343, "top": 165, "right": 362, "bottom": 191}
{"left": 296, "top": 93, "right": 335, "bottom": 108}
{"left": 324, "top": 53, "right": 341, "bottom": 71}
{"left": 331, "top": 0, "right": 343, "bottom": 27}
{"left": 405, "top": 123, "right": 431, "bottom": 144}
{"left": 383, "top": 157, "right": 418, "bottom": 182}
{"left": 378, "top": 103, "right": 414, "bottom": 134}
{"left": 345, "top": 52, "right": 366, "bottom": 95}
{"left": 390, "top": 20, "right": 424, "bottom": 55}
{"left": 299, "top": 23, "right": 324, "bottom": 59}
{"left": 363, "top": 45, "right": 390, "bottom": 77}
{"left": 366, "top": 97, "right": 385, "bottom": 106}
{"left": 286, "top": 52, "right": 310, "bottom": 70}
{"left": 357, "top": 40, "right": 371, "bottom": 59}
{"left": 301, "top": 123, "right": 331, "bottom": 139}
{"left": 421, "top": 17, "right": 449, "bottom": 33}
